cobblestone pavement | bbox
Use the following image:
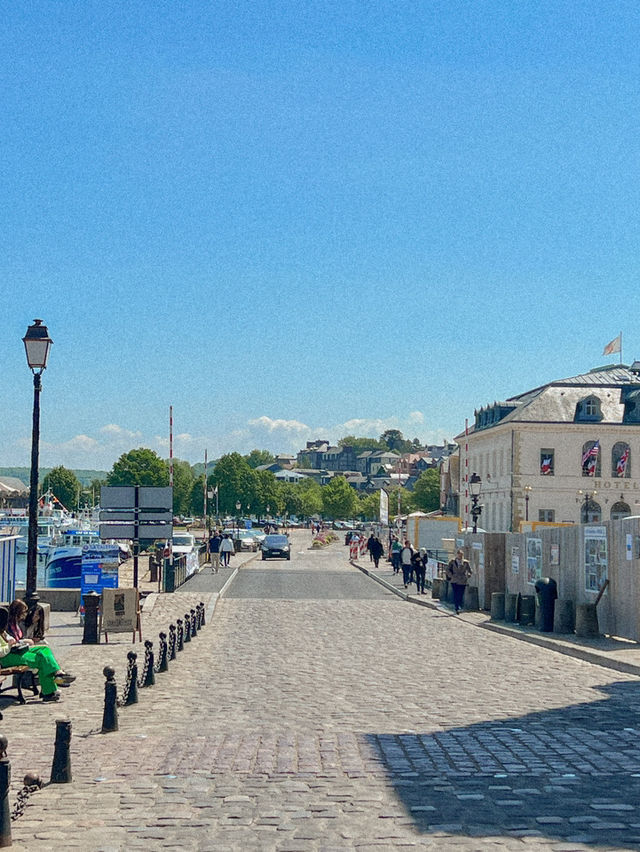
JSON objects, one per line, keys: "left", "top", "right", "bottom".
{"left": 5, "top": 533, "right": 640, "bottom": 850}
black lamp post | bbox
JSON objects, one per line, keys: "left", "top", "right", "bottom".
{"left": 23, "top": 319, "right": 53, "bottom": 607}
{"left": 524, "top": 485, "right": 532, "bottom": 522}
{"left": 578, "top": 489, "right": 598, "bottom": 523}
{"left": 235, "top": 500, "right": 241, "bottom": 540}
{"left": 469, "top": 472, "right": 482, "bottom": 534}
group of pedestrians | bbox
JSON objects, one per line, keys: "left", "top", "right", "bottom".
{"left": 365, "top": 534, "right": 385, "bottom": 568}
{"left": 208, "top": 530, "right": 236, "bottom": 572}
{"left": 387, "top": 536, "right": 472, "bottom": 609}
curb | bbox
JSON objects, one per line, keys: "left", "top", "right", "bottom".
{"left": 353, "top": 560, "right": 640, "bottom": 678}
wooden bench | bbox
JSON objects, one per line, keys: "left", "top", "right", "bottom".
{"left": 0, "top": 666, "right": 39, "bottom": 705}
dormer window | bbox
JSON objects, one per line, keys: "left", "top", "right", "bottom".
{"left": 575, "top": 395, "right": 603, "bottom": 422}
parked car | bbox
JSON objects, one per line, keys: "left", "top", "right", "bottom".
{"left": 223, "top": 529, "right": 258, "bottom": 552}
{"left": 172, "top": 533, "right": 196, "bottom": 555}
{"left": 261, "top": 534, "right": 290, "bottom": 561}
{"left": 181, "top": 517, "right": 195, "bottom": 527}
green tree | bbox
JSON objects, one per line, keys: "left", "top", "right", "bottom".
{"left": 244, "top": 449, "right": 275, "bottom": 469}
{"left": 210, "top": 453, "right": 258, "bottom": 515}
{"left": 255, "top": 470, "right": 279, "bottom": 516}
{"left": 338, "top": 435, "right": 385, "bottom": 452}
{"left": 297, "top": 478, "right": 323, "bottom": 518}
{"left": 41, "top": 466, "right": 82, "bottom": 512}
{"left": 411, "top": 469, "right": 440, "bottom": 513}
{"left": 322, "top": 476, "right": 358, "bottom": 519}
{"left": 107, "top": 448, "right": 168, "bottom": 486}
{"left": 89, "top": 477, "right": 107, "bottom": 506}
{"left": 171, "top": 458, "right": 195, "bottom": 516}
{"left": 380, "top": 429, "right": 413, "bottom": 454}
{"left": 190, "top": 474, "right": 205, "bottom": 516}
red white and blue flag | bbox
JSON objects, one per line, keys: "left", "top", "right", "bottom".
{"left": 617, "top": 447, "right": 630, "bottom": 477}
{"left": 540, "top": 455, "right": 553, "bottom": 475}
{"left": 582, "top": 441, "right": 600, "bottom": 476}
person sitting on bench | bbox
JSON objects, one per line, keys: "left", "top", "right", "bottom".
{"left": 8, "top": 599, "right": 46, "bottom": 645}
{"left": 0, "top": 608, "right": 75, "bottom": 702}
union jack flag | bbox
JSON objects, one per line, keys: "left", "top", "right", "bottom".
{"left": 616, "top": 447, "right": 630, "bottom": 477}
{"left": 582, "top": 441, "right": 600, "bottom": 476}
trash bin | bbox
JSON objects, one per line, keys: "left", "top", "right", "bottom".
{"left": 534, "top": 577, "right": 558, "bottom": 632}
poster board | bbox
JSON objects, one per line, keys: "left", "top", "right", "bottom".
{"left": 100, "top": 587, "right": 141, "bottom": 642}
{"left": 81, "top": 544, "right": 119, "bottom": 598}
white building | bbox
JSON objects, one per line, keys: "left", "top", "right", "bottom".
{"left": 455, "top": 364, "right": 640, "bottom": 531}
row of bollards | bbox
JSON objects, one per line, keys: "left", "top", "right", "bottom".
{"left": 101, "top": 602, "right": 206, "bottom": 734}
{"left": 490, "top": 590, "right": 599, "bottom": 636}
{"left": 0, "top": 719, "right": 73, "bottom": 846}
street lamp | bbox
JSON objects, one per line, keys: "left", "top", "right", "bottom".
{"left": 23, "top": 319, "right": 53, "bottom": 607}
{"left": 469, "top": 472, "right": 482, "bottom": 534}
{"left": 235, "top": 501, "right": 241, "bottom": 539}
{"left": 524, "top": 484, "right": 532, "bottom": 522}
{"left": 578, "top": 489, "right": 598, "bottom": 524}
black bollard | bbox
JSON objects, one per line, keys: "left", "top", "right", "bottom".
{"left": 183, "top": 613, "right": 191, "bottom": 643}
{"left": 50, "top": 719, "right": 72, "bottom": 783}
{"left": 101, "top": 666, "right": 118, "bottom": 733}
{"left": 199, "top": 601, "right": 206, "bottom": 627}
{"left": 0, "top": 736, "right": 10, "bottom": 847}
{"left": 176, "top": 619, "right": 184, "bottom": 651}
{"left": 168, "top": 624, "right": 177, "bottom": 661}
{"left": 141, "top": 641, "right": 155, "bottom": 687}
{"left": 157, "top": 632, "right": 168, "bottom": 673}
{"left": 124, "top": 651, "right": 138, "bottom": 706}
{"left": 82, "top": 591, "right": 101, "bottom": 644}
{"left": 190, "top": 608, "right": 197, "bottom": 635}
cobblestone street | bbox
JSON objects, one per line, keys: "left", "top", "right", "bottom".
{"left": 6, "top": 535, "right": 640, "bottom": 850}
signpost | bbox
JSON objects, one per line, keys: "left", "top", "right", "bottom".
{"left": 100, "top": 486, "right": 173, "bottom": 587}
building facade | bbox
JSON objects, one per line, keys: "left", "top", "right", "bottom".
{"left": 456, "top": 364, "right": 640, "bottom": 532}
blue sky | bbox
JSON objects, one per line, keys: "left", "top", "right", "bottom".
{"left": 2, "top": 2, "right": 639, "bottom": 470}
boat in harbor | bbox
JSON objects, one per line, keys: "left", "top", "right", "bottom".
{"left": 44, "top": 528, "right": 101, "bottom": 588}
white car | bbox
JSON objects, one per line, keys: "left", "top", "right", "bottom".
{"left": 172, "top": 533, "right": 196, "bottom": 555}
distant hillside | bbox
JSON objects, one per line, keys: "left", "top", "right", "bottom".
{"left": 0, "top": 468, "right": 108, "bottom": 487}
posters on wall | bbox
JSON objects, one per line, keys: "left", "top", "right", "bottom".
{"left": 81, "top": 544, "right": 119, "bottom": 599}
{"left": 511, "top": 547, "right": 519, "bottom": 574}
{"left": 526, "top": 538, "right": 543, "bottom": 584}
{"left": 584, "top": 526, "right": 608, "bottom": 592}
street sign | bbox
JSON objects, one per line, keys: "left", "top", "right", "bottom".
{"left": 99, "top": 510, "right": 173, "bottom": 523}
{"left": 100, "top": 522, "right": 173, "bottom": 540}
{"left": 100, "top": 486, "right": 173, "bottom": 511}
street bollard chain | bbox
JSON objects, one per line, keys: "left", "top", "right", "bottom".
{"left": 11, "top": 775, "right": 42, "bottom": 822}
{"left": 118, "top": 651, "right": 138, "bottom": 707}
{"left": 168, "top": 624, "right": 177, "bottom": 660}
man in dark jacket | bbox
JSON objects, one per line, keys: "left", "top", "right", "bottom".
{"left": 370, "top": 536, "right": 384, "bottom": 569}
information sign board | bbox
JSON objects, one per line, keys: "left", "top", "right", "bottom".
{"left": 81, "top": 544, "right": 119, "bottom": 598}
{"left": 101, "top": 587, "right": 139, "bottom": 635}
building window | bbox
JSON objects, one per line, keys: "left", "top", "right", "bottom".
{"left": 540, "top": 449, "right": 554, "bottom": 476}
{"left": 575, "top": 395, "right": 603, "bottom": 422}
{"left": 538, "top": 509, "right": 555, "bottom": 522}
{"left": 610, "top": 501, "right": 631, "bottom": 520}
{"left": 612, "top": 442, "right": 631, "bottom": 478}
{"left": 580, "top": 498, "right": 601, "bottom": 523}
{"left": 581, "top": 440, "right": 601, "bottom": 478}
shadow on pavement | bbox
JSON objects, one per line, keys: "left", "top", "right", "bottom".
{"left": 366, "top": 680, "right": 640, "bottom": 848}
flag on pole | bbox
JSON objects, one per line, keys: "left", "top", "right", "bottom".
{"left": 540, "top": 455, "right": 553, "bottom": 475}
{"left": 603, "top": 333, "right": 622, "bottom": 356}
{"left": 582, "top": 441, "right": 600, "bottom": 476}
{"left": 616, "top": 446, "right": 630, "bottom": 477}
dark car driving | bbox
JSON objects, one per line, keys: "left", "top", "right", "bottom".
{"left": 261, "top": 534, "right": 290, "bottom": 560}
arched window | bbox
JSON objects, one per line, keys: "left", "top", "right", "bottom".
{"left": 580, "top": 498, "right": 601, "bottom": 523}
{"left": 610, "top": 501, "right": 631, "bottom": 520}
{"left": 612, "top": 442, "right": 631, "bottom": 478}
{"left": 581, "top": 440, "right": 601, "bottom": 478}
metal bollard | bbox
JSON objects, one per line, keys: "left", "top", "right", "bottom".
{"left": 199, "top": 601, "right": 206, "bottom": 627}
{"left": 157, "top": 632, "right": 169, "bottom": 673}
{"left": 124, "top": 651, "right": 139, "bottom": 706}
{"left": 183, "top": 613, "right": 192, "bottom": 643}
{"left": 101, "top": 666, "right": 118, "bottom": 733}
{"left": 82, "top": 591, "right": 101, "bottom": 644}
{"left": 176, "top": 619, "right": 184, "bottom": 652}
{"left": 0, "top": 736, "right": 10, "bottom": 847}
{"left": 168, "top": 624, "right": 177, "bottom": 661}
{"left": 190, "top": 608, "right": 197, "bottom": 635}
{"left": 141, "top": 641, "right": 155, "bottom": 687}
{"left": 50, "top": 719, "right": 72, "bottom": 783}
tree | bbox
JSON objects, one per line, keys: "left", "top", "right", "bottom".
{"left": 171, "top": 458, "right": 195, "bottom": 516}
{"left": 338, "top": 435, "right": 385, "bottom": 452}
{"left": 358, "top": 491, "right": 381, "bottom": 521}
{"left": 411, "top": 469, "right": 440, "bottom": 513}
{"left": 245, "top": 449, "right": 275, "bottom": 469}
{"left": 380, "top": 429, "right": 413, "bottom": 454}
{"left": 297, "top": 478, "right": 323, "bottom": 518}
{"left": 107, "top": 448, "right": 168, "bottom": 487}
{"left": 190, "top": 474, "right": 205, "bottom": 516}
{"left": 41, "top": 466, "right": 82, "bottom": 512}
{"left": 322, "top": 476, "right": 358, "bottom": 519}
{"left": 210, "top": 453, "right": 258, "bottom": 515}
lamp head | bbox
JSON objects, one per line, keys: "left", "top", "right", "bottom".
{"left": 23, "top": 319, "right": 53, "bottom": 372}
{"left": 469, "top": 472, "right": 482, "bottom": 497}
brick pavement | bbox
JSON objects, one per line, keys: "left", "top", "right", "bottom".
{"left": 5, "top": 537, "right": 640, "bottom": 850}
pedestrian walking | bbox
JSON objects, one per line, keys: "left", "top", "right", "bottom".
{"left": 209, "top": 530, "right": 222, "bottom": 573}
{"left": 391, "top": 536, "right": 402, "bottom": 574}
{"left": 366, "top": 533, "right": 376, "bottom": 562}
{"left": 400, "top": 540, "right": 413, "bottom": 588}
{"left": 220, "top": 534, "right": 235, "bottom": 567}
{"left": 446, "top": 548, "right": 472, "bottom": 613}
{"left": 414, "top": 548, "right": 427, "bottom": 595}
{"left": 370, "top": 536, "right": 384, "bottom": 569}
